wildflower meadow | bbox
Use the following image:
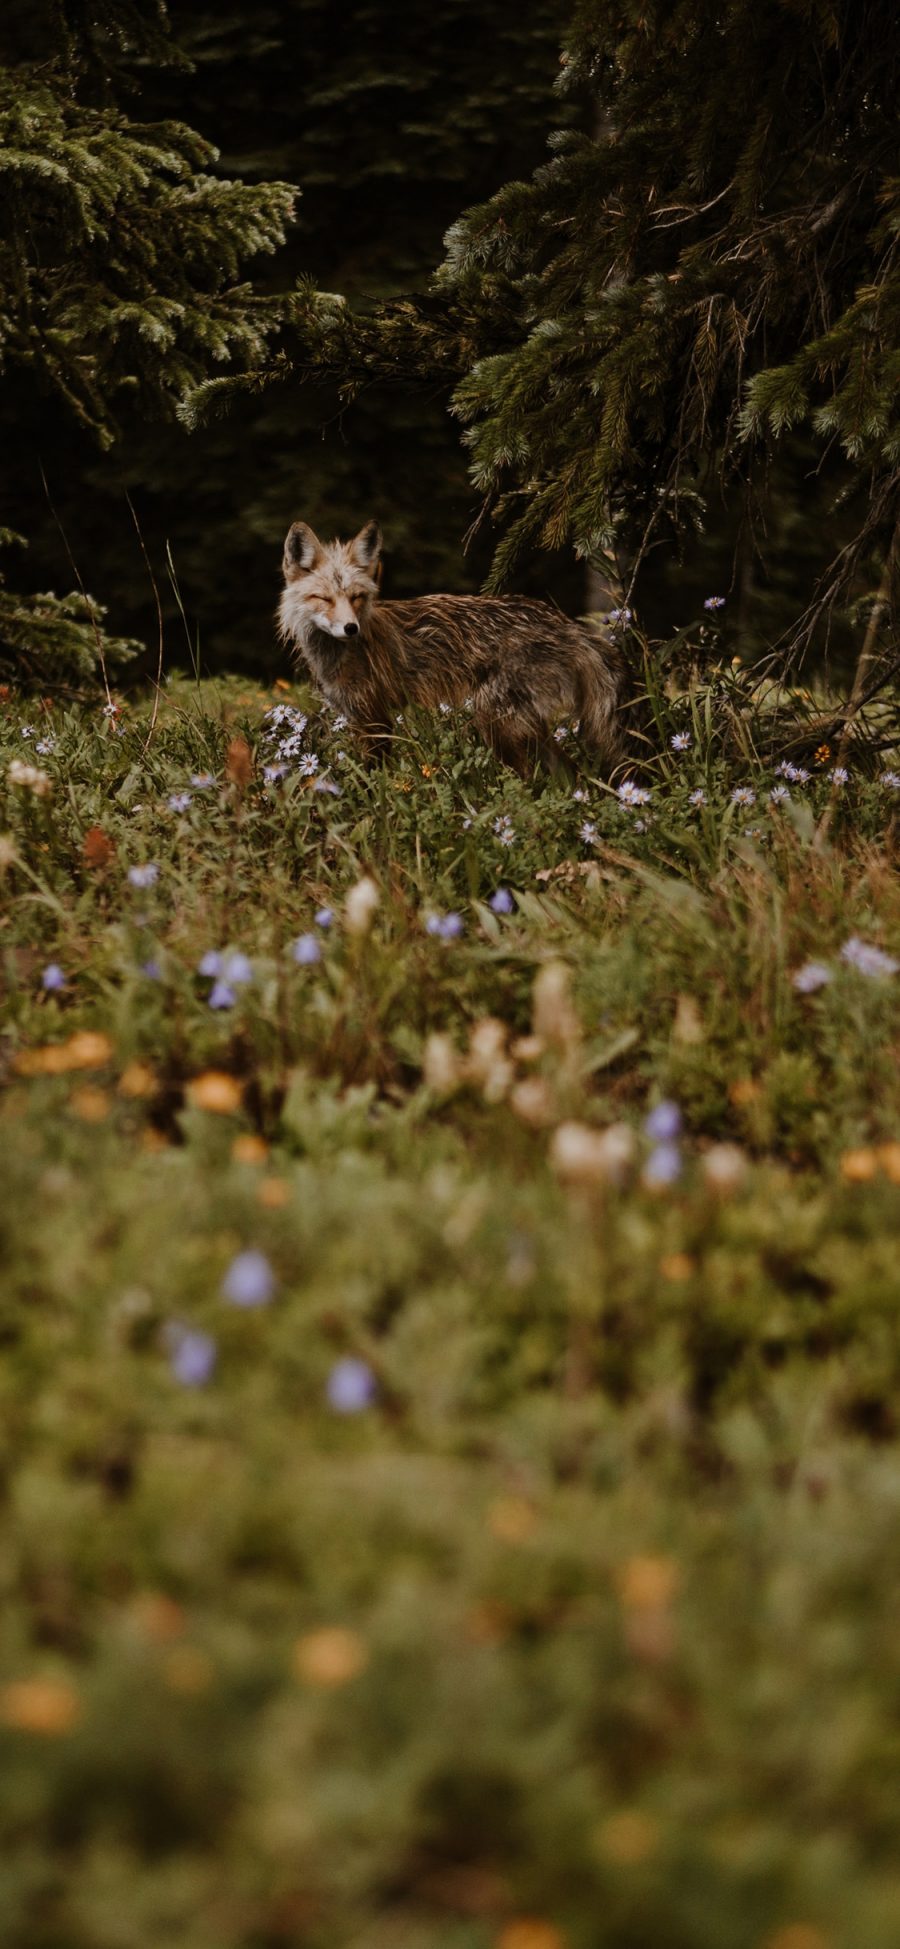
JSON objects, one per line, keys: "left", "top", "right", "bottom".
{"left": 1, "top": 661, "right": 900, "bottom": 1949}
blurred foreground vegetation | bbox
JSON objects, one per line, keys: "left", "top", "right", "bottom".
{"left": 1, "top": 676, "right": 900, "bottom": 1948}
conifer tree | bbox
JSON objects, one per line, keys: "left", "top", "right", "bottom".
{"left": 0, "top": 0, "right": 295, "bottom": 680}
{"left": 239, "top": 0, "right": 898, "bottom": 665}
{"left": 20, "top": 0, "right": 569, "bottom": 672}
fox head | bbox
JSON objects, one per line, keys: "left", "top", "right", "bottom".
{"left": 281, "top": 519, "right": 382, "bottom": 640}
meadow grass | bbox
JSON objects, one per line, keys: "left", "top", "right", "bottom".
{"left": 1, "top": 672, "right": 900, "bottom": 1949}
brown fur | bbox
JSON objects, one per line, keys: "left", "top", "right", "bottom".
{"left": 278, "top": 519, "right": 627, "bottom": 775}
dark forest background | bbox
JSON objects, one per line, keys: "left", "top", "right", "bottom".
{"left": 1, "top": 1, "right": 897, "bottom": 683}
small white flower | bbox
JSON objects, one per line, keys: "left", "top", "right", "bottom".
{"left": 840, "top": 936, "right": 899, "bottom": 979}
{"left": 792, "top": 960, "right": 832, "bottom": 994}
{"left": 689, "top": 788, "right": 707, "bottom": 807}
{"left": 580, "top": 820, "right": 597, "bottom": 844}
{"left": 670, "top": 732, "right": 691, "bottom": 751}
{"left": 880, "top": 770, "right": 900, "bottom": 790}
{"left": 617, "top": 780, "right": 651, "bottom": 807}
{"left": 829, "top": 767, "right": 849, "bottom": 785}
{"left": 731, "top": 787, "right": 756, "bottom": 807}
{"left": 769, "top": 785, "right": 791, "bottom": 805}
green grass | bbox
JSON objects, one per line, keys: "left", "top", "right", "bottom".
{"left": 1, "top": 674, "right": 900, "bottom": 1949}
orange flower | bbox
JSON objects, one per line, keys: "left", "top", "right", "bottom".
{"left": 130, "top": 1591, "right": 186, "bottom": 1642}
{"left": 496, "top": 1921, "right": 566, "bottom": 1949}
{"left": 69, "top": 1085, "right": 110, "bottom": 1123}
{"left": 187, "top": 1071, "right": 243, "bottom": 1114}
{"left": 294, "top": 1627, "right": 369, "bottom": 1689}
{"left": 615, "top": 1555, "right": 680, "bottom": 1610}
{"left": 1, "top": 1678, "right": 82, "bottom": 1735}
{"left": 14, "top": 1030, "right": 113, "bottom": 1077}
{"left": 258, "top": 1175, "right": 289, "bottom": 1208}
{"left": 118, "top": 1061, "right": 156, "bottom": 1099}
{"left": 659, "top": 1252, "right": 695, "bottom": 1281}
{"left": 814, "top": 745, "right": 831, "bottom": 765}
{"left": 232, "top": 1133, "right": 269, "bottom": 1165}
{"left": 839, "top": 1148, "right": 878, "bottom": 1183}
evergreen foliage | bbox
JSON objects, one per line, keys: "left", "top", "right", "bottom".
{"left": 0, "top": 0, "right": 295, "bottom": 681}
{"left": 250, "top": 0, "right": 899, "bottom": 660}
{"left": 1, "top": 2, "right": 569, "bottom": 675}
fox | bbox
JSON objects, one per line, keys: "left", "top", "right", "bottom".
{"left": 278, "top": 518, "right": 627, "bottom": 776}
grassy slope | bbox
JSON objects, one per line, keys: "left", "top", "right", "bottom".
{"left": 1, "top": 674, "right": 900, "bottom": 1949}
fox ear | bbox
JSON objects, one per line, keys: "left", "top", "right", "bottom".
{"left": 283, "top": 522, "right": 322, "bottom": 580}
{"left": 349, "top": 520, "right": 382, "bottom": 571}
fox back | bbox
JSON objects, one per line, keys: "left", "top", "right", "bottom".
{"left": 278, "top": 518, "right": 626, "bottom": 775}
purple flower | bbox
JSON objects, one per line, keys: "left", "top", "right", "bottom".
{"left": 770, "top": 785, "right": 791, "bottom": 805}
{"left": 645, "top": 1100, "right": 682, "bottom": 1143}
{"left": 489, "top": 888, "right": 515, "bottom": 915}
{"left": 41, "top": 963, "right": 66, "bottom": 991}
{"left": 167, "top": 792, "right": 192, "bottom": 813}
{"left": 792, "top": 960, "right": 832, "bottom": 994}
{"left": 670, "top": 732, "right": 691, "bottom": 752}
{"left": 208, "top": 980, "right": 237, "bottom": 1009}
{"left": 222, "top": 951, "right": 253, "bottom": 986}
{"left": 840, "top": 936, "right": 899, "bottom": 979}
{"left": 191, "top": 772, "right": 216, "bottom": 789}
{"left": 644, "top": 1143, "right": 682, "bottom": 1187}
{"left": 315, "top": 907, "right": 334, "bottom": 928}
{"left": 167, "top": 1325, "right": 217, "bottom": 1387}
{"left": 880, "top": 771, "right": 900, "bottom": 791}
{"left": 608, "top": 607, "right": 633, "bottom": 624}
{"left": 140, "top": 957, "right": 162, "bottom": 980}
{"left": 198, "top": 950, "right": 222, "bottom": 977}
{"left": 263, "top": 763, "right": 288, "bottom": 785}
{"left": 128, "top": 864, "right": 158, "bottom": 889}
{"left": 704, "top": 596, "right": 726, "bottom": 611}
{"left": 326, "top": 1357, "right": 377, "bottom": 1414}
{"left": 731, "top": 787, "right": 756, "bottom": 807}
{"left": 689, "top": 788, "right": 707, "bottom": 807}
{"left": 425, "top": 912, "right": 464, "bottom": 941}
{"left": 292, "top": 933, "right": 321, "bottom": 965}
{"left": 617, "top": 780, "right": 651, "bottom": 807}
{"left": 221, "top": 1249, "right": 276, "bottom": 1308}
{"left": 776, "top": 762, "right": 810, "bottom": 784}
{"left": 829, "top": 767, "right": 849, "bottom": 786}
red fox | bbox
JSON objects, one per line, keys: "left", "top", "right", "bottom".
{"left": 278, "top": 519, "right": 626, "bottom": 775}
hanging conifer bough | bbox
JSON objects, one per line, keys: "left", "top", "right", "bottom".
{"left": 0, "top": 0, "right": 296, "bottom": 683}
{"left": 209, "top": 0, "right": 898, "bottom": 671}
